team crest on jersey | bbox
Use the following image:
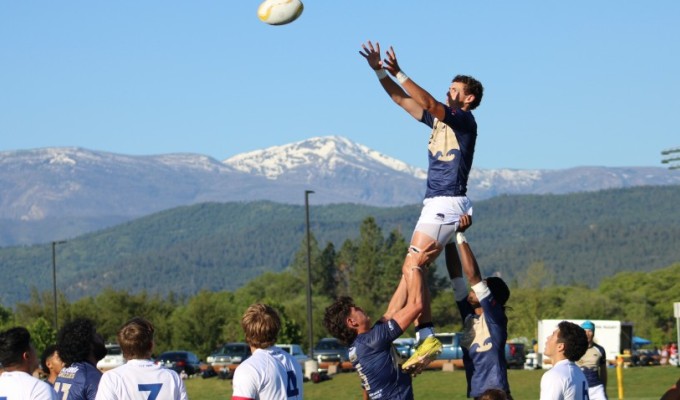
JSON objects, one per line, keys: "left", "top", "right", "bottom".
{"left": 428, "top": 120, "right": 460, "bottom": 162}
{"left": 58, "top": 366, "right": 78, "bottom": 379}
{"left": 462, "top": 314, "right": 493, "bottom": 353}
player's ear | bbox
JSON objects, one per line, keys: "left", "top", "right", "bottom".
{"left": 464, "top": 94, "right": 475, "bottom": 105}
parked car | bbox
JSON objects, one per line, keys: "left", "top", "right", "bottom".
{"left": 435, "top": 332, "right": 464, "bottom": 361}
{"left": 505, "top": 342, "right": 526, "bottom": 369}
{"left": 276, "top": 344, "right": 310, "bottom": 367}
{"left": 96, "top": 343, "right": 126, "bottom": 371}
{"left": 393, "top": 338, "right": 416, "bottom": 361}
{"left": 207, "top": 342, "right": 251, "bottom": 366}
{"left": 313, "top": 337, "right": 349, "bottom": 371}
{"left": 156, "top": 350, "right": 201, "bottom": 375}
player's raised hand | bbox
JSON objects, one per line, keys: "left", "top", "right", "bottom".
{"left": 383, "top": 46, "right": 402, "bottom": 76}
{"left": 359, "top": 41, "right": 383, "bottom": 71}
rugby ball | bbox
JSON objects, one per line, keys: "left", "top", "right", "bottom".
{"left": 257, "top": 0, "right": 304, "bottom": 26}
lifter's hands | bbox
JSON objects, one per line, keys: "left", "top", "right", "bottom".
{"left": 359, "top": 41, "right": 383, "bottom": 71}
{"left": 457, "top": 214, "right": 472, "bottom": 232}
{"left": 405, "top": 239, "right": 439, "bottom": 276}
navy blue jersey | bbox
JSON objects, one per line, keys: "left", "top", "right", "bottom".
{"left": 576, "top": 343, "right": 607, "bottom": 388}
{"left": 420, "top": 107, "right": 477, "bottom": 198}
{"left": 54, "top": 361, "right": 102, "bottom": 400}
{"left": 349, "top": 319, "right": 412, "bottom": 400}
{"left": 457, "top": 287, "right": 510, "bottom": 398}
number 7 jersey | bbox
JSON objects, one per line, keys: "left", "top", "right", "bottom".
{"left": 94, "top": 359, "right": 187, "bottom": 400}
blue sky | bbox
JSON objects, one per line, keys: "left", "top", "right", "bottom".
{"left": 1, "top": 1, "right": 678, "bottom": 170}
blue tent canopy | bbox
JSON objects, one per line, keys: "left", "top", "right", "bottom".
{"left": 632, "top": 336, "right": 651, "bottom": 346}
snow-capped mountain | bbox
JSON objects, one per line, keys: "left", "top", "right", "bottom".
{"left": 1, "top": 136, "right": 679, "bottom": 246}
{"left": 224, "top": 136, "right": 427, "bottom": 180}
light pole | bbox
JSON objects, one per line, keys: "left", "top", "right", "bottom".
{"left": 661, "top": 146, "right": 680, "bottom": 170}
{"left": 304, "top": 190, "right": 315, "bottom": 359}
{"left": 51, "top": 240, "right": 67, "bottom": 330}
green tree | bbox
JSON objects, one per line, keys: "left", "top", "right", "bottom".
{"left": 27, "top": 317, "right": 56, "bottom": 355}
{"left": 169, "top": 290, "right": 238, "bottom": 358}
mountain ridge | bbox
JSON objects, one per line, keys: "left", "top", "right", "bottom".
{"left": 1, "top": 136, "right": 678, "bottom": 246}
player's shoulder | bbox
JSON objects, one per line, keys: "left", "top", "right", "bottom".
{"left": 592, "top": 343, "right": 606, "bottom": 354}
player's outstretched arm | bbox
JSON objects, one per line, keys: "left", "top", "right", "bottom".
{"left": 382, "top": 46, "right": 446, "bottom": 121}
{"left": 389, "top": 241, "right": 437, "bottom": 331}
{"left": 445, "top": 214, "right": 472, "bottom": 280}
{"left": 456, "top": 231, "right": 482, "bottom": 286}
{"left": 360, "top": 41, "right": 423, "bottom": 120}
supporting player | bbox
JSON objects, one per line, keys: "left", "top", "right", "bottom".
{"left": 360, "top": 40, "right": 483, "bottom": 372}
{"left": 232, "top": 304, "right": 303, "bottom": 400}
{"left": 576, "top": 320, "right": 608, "bottom": 400}
{"left": 540, "top": 321, "right": 590, "bottom": 400}
{"left": 0, "top": 326, "right": 57, "bottom": 399}
{"left": 95, "top": 317, "right": 187, "bottom": 400}
{"left": 323, "top": 241, "right": 438, "bottom": 399}
{"left": 446, "top": 217, "right": 513, "bottom": 398}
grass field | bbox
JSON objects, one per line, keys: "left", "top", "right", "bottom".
{"left": 185, "top": 365, "right": 680, "bottom": 399}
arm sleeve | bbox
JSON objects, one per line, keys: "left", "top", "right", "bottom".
{"left": 540, "top": 371, "right": 565, "bottom": 400}
{"left": 93, "top": 375, "right": 115, "bottom": 400}
{"left": 231, "top": 365, "right": 257, "bottom": 400}
{"left": 178, "top": 375, "right": 189, "bottom": 400}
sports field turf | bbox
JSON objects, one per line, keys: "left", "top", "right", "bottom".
{"left": 185, "top": 365, "right": 680, "bottom": 399}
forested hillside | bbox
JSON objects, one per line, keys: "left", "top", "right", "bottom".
{"left": 1, "top": 185, "right": 679, "bottom": 306}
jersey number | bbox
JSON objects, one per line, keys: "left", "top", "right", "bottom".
{"left": 286, "top": 371, "right": 299, "bottom": 397}
{"left": 138, "top": 383, "right": 163, "bottom": 400}
{"left": 54, "top": 382, "right": 72, "bottom": 398}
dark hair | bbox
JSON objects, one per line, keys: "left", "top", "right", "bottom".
{"left": 557, "top": 321, "right": 589, "bottom": 362}
{"left": 453, "top": 75, "right": 484, "bottom": 110}
{"left": 0, "top": 327, "right": 32, "bottom": 368}
{"left": 40, "top": 344, "right": 58, "bottom": 374}
{"left": 57, "top": 318, "right": 97, "bottom": 366}
{"left": 241, "top": 304, "right": 281, "bottom": 349}
{"left": 479, "top": 388, "right": 508, "bottom": 400}
{"left": 323, "top": 296, "right": 358, "bottom": 346}
{"left": 118, "top": 317, "right": 154, "bottom": 360}
{"left": 486, "top": 277, "right": 510, "bottom": 306}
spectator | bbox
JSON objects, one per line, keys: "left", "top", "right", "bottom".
{"left": 0, "top": 326, "right": 57, "bottom": 399}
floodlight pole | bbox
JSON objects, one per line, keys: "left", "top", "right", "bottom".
{"left": 661, "top": 146, "right": 680, "bottom": 170}
{"left": 51, "top": 240, "right": 67, "bottom": 330}
{"left": 305, "top": 190, "right": 315, "bottom": 359}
